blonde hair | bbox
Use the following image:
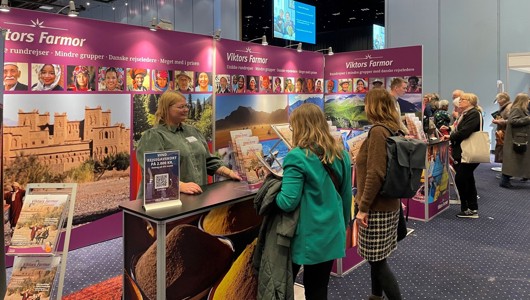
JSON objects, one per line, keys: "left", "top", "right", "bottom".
{"left": 154, "top": 90, "right": 186, "bottom": 125}
{"left": 290, "top": 103, "right": 343, "bottom": 164}
{"left": 495, "top": 92, "right": 510, "bottom": 106}
{"left": 511, "top": 93, "right": 530, "bottom": 113}
{"left": 461, "top": 92, "right": 482, "bottom": 113}
{"left": 364, "top": 88, "right": 402, "bottom": 132}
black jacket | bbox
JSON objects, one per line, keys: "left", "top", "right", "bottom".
{"left": 450, "top": 107, "right": 481, "bottom": 162}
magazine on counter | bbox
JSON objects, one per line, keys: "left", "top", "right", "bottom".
{"left": 5, "top": 256, "right": 61, "bottom": 300}
{"left": 143, "top": 150, "right": 181, "bottom": 210}
{"left": 7, "top": 194, "right": 69, "bottom": 256}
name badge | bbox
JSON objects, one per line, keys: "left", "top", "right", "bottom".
{"left": 186, "top": 136, "right": 198, "bottom": 143}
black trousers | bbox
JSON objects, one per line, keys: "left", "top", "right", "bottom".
{"left": 454, "top": 161, "right": 480, "bottom": 211}
{"left": 292, "top": 260, "right": 334, "bottom": 300}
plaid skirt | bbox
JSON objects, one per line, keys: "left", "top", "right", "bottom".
{"left": 357, "top": 210, "right": 399, "bottom": 261}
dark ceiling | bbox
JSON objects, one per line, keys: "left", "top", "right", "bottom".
{"left": 242, "top": 0, "right": 385, "bottom": 47}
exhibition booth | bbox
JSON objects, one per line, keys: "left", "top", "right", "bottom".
{"left": 1, "top": 8, "right": 441, "bottom": 299}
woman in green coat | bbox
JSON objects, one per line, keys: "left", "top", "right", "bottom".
{"left": 276, "top": 103, "right": 352, "bottom": 299}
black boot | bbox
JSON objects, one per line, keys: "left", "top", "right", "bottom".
{"left": 500, "top": 174, "right": 513, "bottom": 188}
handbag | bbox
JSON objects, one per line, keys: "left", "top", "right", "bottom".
{"left": 512, "top": 132, "right": 528, "bottom": 154}
{"left": 460, "top": 115, "right": 491, "bottom": 163}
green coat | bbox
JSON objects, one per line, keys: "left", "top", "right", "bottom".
{"left": 275, "top": 148, "right": 352, "bottom": 265}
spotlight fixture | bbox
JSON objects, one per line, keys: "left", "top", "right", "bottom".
{"left": 0, "top": 0, "right": 11, "bottom": 13}
{"left": 248, "top": 35, "right": 268, "bottom": 46}
{"left": 213, "top": 28, "right": 221, "bottom": 40}
{"left": 316, "top": 47, "right": 334, "bottom": 56}
{"left": 150, "top": 17, "right": 157, "bottom": 31}
{"left": 67, "top": 1, "right": 78, "bottom": 17}
{"left": 284, "top": 42, "right": 303, "bottom": 53}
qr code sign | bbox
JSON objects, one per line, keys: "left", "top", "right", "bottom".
{"left": 154, "top": 173, "right": 170, "bottom": 189}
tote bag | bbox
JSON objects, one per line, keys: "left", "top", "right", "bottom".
{"left": 461, "top": 116, "right": 491, "bottom": 163}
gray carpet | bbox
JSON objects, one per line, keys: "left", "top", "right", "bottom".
{"left": 325, "top": 161, "right": 530, "bottom": 299}
{"left": 6, "top": 161, "right": 529, "bottom": 299}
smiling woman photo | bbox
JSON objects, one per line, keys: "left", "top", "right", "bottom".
{"left": 31, "top": 63, "right": 63, "bottom": 91}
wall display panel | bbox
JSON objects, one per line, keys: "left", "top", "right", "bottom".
{"left": 214, "top": 39, "right": 324, "bottom": 153}
{"left": 1, "top": 8, "right": 214, "bottom": 263}
{"left": 324, "top": 46, "right": 423, "bottom": 129}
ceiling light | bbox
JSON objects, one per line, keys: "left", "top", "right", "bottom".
{"left": 361, "top": 8, "right": 370, "bottom": 11}
{"left": 213, "top": 28, "right": 221, "bottom": 40}
{"left": 86, "top": 1, "right": 90, "bottom": 6}
{"left": 67, "top": 1, "right": 78, "bottom": 17}
{"left": 332, "top": 12, "right": 340, "bottom": 16}
{"left": 150, "top": 17, "right": 157, "bottom": 31}
{"left": 316, "top": 47, "right": 334, "bottom": 56}
{"left": 0, "top": 0, "right": 11, "bottom": 12}
{"left": 248, "top": 35, "right": 267, "bottom": 46}
{"left": 284, "top": 42, "right": 302, "bottom": 53}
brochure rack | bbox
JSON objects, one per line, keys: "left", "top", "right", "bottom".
{"left": 13, "top": 183, "right": 78, "bottom": 300}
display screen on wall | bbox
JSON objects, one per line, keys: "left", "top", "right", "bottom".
{"left": 273, "top": 0, "right": 316, "bottom": 44}
{"left": 373, "top": 24, "right": 385, "bottom": 49}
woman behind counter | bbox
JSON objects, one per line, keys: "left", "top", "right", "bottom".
{"left": 136, "top": 90, "right": 240, "bottom": 197}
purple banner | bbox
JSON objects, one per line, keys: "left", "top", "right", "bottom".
{"left": 325, "top": 46, "right": 422, "bottom": 80}
{"left": 216, "top": 39, "right": 323, "bottom": 78}
{"left": 2, "top": 9, "right": 212, "bottom": 71}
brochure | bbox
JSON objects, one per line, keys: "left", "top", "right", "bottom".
{"left": 5, "top": 256, "right": 61, "bottom": 300}
{"left": 8, "top": 194, "right": 69, "bottom": 256}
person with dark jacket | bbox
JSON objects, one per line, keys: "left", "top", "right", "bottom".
{"left": 492, "top": 92, "right": 512, "bottom": 163}
{"left": 253, "top": 176, "right": 298, "bottom": 300}
{"left": 444, "top": 93, "right": 483, "bottom": 218}
{"left": 500, "top": 93, "right": 530, "bottom": 188}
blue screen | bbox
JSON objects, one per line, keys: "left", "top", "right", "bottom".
{"left": 373, "top": 24, "right": 385, "bottom": 49}
{"left": 273, "top": 0, "right": 316, "bottom": 44}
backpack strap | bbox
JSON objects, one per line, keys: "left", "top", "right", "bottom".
{"left": 368, "top": 124, "right": 401, "bottom": 137}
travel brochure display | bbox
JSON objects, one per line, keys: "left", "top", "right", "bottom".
{"left": 239, "top": 143, "right": 265, "bottom": 190}
{"left": 7, "top": 194, "right": 69, "bottom": 256}
{"left": 143, "top": 151, "right": 181, "bottom": 211}
{"left": 5, "top": 256, "right": 61, "bottom": 300}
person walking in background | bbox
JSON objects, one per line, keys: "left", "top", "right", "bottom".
{"left": 500, "top": 93, "right": 530, "bottom": 188}
{"left": 355, "top": 88, "right": 403, "bottom": 300}
{"left": 443, "top": 93, "right": 483, "bottom": 218}
{"left": 275, "top": 103, "right": 352, "bottom": 299}
{"left": 492, "top": 92, "right": 513, "bottom": 164}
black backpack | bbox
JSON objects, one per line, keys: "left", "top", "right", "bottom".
{"left": 369, "top": 125, "right": 427, "bottom": 198}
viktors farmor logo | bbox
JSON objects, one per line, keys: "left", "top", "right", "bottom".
{"left": 3, "top": 18, "right": 87, "bottom": 47}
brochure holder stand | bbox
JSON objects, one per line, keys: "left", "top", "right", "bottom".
{"left": 23, "top": 183, "right": 78, "bottom": 300}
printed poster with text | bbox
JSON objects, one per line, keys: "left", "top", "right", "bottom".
{"left": 1, "top": 8, "right": 212, "bottom": 261}
{"left": 324, "top": 45, "right": 423, "bottom": 131}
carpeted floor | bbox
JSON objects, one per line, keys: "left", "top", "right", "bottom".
{"left": 6, "top": 161, "right": 529, "bottom": 299}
